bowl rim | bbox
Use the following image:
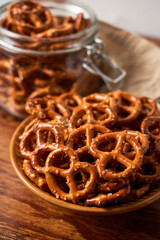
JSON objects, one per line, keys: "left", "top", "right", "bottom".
{"left": 10, "top": 116, "right": 160, "bottom": 215}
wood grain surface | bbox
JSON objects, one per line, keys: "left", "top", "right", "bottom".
{"left": 0, "top": 22, "right": 160, "bottom": 240}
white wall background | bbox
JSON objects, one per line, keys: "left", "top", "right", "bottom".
{"left": 75, "top": 0, "right": 160, "bottom": 38}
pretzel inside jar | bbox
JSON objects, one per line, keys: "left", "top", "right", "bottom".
{"left": 0, "top": 0, "right": 92, "bottom": 117}
{"left": 18, "top": 90, "right": 160, "bottom": 207}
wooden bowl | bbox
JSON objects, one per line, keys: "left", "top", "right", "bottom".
{"left": 10, "top": 116, "right": 160, "bottom": 215}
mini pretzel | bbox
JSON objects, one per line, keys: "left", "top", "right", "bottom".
{"left": 122, "top": 130, "right": 149, "bottom": 159}
{"left": 74, "top": 13, "right": 90, "bottom": 32}
{"left": 139, "top": 97, "right": 159, "bottom": 117}
{"left": 85, "top": 184, "right": 130, "bottom": 207}
{"left": 135, "top": 154, "right": 160, "bottom": 183}
{"left": 25, "top": 96, "right": 70, "bottom": 119}
{"left": 30, "top": 145, "right": 57, "bottom": 174}
{"left": 122, "top": 182, "right": 150, "bottom": 202}
{"left": 36, "top": 23, "right": 74, "bottom": 38}
{"left": 69, "top": 104, "right": 117, "bottom": 129}
{"left": 58, "top": 92, "right": 83, "bottom": 113}
{"left": 141, "top": 116, "right": 160, "bottom": 153}
{"left": 20, "top": 122, "right": 64, "bottom": 158}
{"left": 107, "top": 90, "right": 142, "bottom": 125}
{"left": 0, "top": 1, "right": 91, "bottom": 115}
{"left": 83, "top": 93, "right": 117, "bottom": 109}
{"left": 45, "top": 146, "right": 97, "bottom": 203}
{"left": 23, "top": 159, "right": 49, "bottom": 191}
{"left": 7, "top": 0, "right": 53, "bottom": 35}
{"left": 68, "top": 123, "right": 110, "bottom": 164}
{"left": 91, "top": 131, "right": 143, "bottom": 181}
{"left": 97, "top": 180, "right": 126, "bottom": 193}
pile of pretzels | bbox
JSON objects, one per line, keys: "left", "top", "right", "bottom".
{"left": 0, "top": 0, "right": 92, "bottom": 117}
{"left": 19, "top": 90, "right": 160, "bottom": 207}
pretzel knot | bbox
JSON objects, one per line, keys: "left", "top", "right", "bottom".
{"left": 90, "top": 131, "right": 143, "bottom": 181}
{"left": 23, "top": 159, "right": 49, "bottom": 191}
{"left": 6, "top": 0, "right": 53, "bottom": 35}
{"left": 107, "top": 90, "right": 142, "bottom": 125}
{"left": 85, "top": 184, "right": 130, "bottom": 207}
{"left": 58, "top": 93, "right": 83, "bottom": 113}
{"left": 45, "top": 146, "right": 97, "bottom": 203}
{"left": 83, "top": 93, "right": 117, "bottom": 109}
{"left": 68, "top": 123, "right": 110, "bottom": 164}
{"left": 25, "top": 96, "right": 70, "bottom": 119}
{"left": 139, "top": 97, "right": 159, "bottom": 117}
{"left": 69, "top": 104, "right": 117, "bottom": 129}
{"left": 135, "top": 154, "right": 160, "bottom": 183}
{"left": 141, "top": 116, "right": 160, "bottom": 154}
{"left": 20, "top": 122, "right": 64, "bottom": 158}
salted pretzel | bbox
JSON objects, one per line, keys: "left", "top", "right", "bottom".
{"left": 20, "top": 122, "right": 64, "bottom": 158}
{"left": 135, "top": 153, "right": 160, "bottom": 184}
{"left": 68, "top": 123, "right": 110, "bottom": 164}
{"left": 107, "top": 90, "right": 142, "bottom": 126}
{"left": 23, "top": 159, "right": 49, "bottom": 191}
{"left": 74, "top": 13, "right": 90, "bottom": 32}
{"left": 58, "top": 93, "right": 83, "bottom": 113}
{"left": 122, "top": 182, "right": 150, "bottom": 203}
{"left": 45, "top": 146, "right": 97, "bottom": 203}
{"left": 90, "top": 131, "right": 143, "bottom": 181}
{"left": 141, "top": 116, "right": 160, "bottom": 154}
{"left": 25, "top": 96, "right": 70, "bottom": 119}
{"left": 132, "top": 97, "right": 159, "bottom": 130}
{"left": 140, "top": 97, "right": 159, "bottom": 117}
{"left": 69, "top": 104, "right": 117, "bottom": 129}
{"left": 6, "top": 0, "right": 53, "bottom": 35}
{"left": 83, "top": 93, "right": 117, "bottom": 109}
{"left": 36, "top": 23, "right": 74, "bottom": 38}
{"left": 85, "top": 184, "right": 130, "bottom": 207}
{"left": 96, "top": 180, "right": 126, "bottom": 193}
{"left": 122, "top": 130, "right": 149, "bottom": 159}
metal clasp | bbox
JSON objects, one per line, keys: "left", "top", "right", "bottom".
{"left": 82, "top": 38, "right": 126, "bottom": 91}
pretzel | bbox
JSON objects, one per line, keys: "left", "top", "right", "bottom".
{"left": 0, "top": 1, "right": 92, "bottom": 116}
{"left": 132, "top": 97, "right": 159, "bottom": 130}
{"left": 20, "top": 122, "right": 64, "bottom": 158}
{"left": 122, "top": 130, "right": 149, "bottom": 159}
{"left": 107, "top": 90, "right": 142, "bottom": 125}
{"left": 45, "top": 146, "right": 97, "bottom": 203}
{"left": 135, "top": 153, "right": 160, "bottom": 184}
{"left": 18, "top": 90, "right": 160, "bottom": 207}
{"left": 141, "top": 116, "right": 160, "bottom": 154}
{"left": 85, "top": 184, "right": 130, "bottom": 206}
{"left": 68, "top": 123, "right": 110, "bottom": 164}
{"left": 25, "top": 96, "right": 70, "bottom": 119}
{"left": 74, "top": 13, "right": 90, "bottom": 32}
{"left": 122, "top": 182, "right": 150, "bottom": 203}
{"left": 140, "top": 97, "right": 159, "bottom": 117}
{"left": 23, "top": 159, "right": 49, "bottom": 191}
{"left": 90, "top": 131, "right": 143, "bottom": 181}
{"left": 69, "top": 104, "right": 117, "bottom": 129}
{"left": 6, "top": 0, "right": 53, "bottom": 35}
{"left": 58, "top": 93, "right": 83, "bottom": 113}
{"left": 36, "top": 23, "right": 74, "bottom": 38}
{"left": 96, "top": 180, "right": 126, "bottom": 193}
{"left": 83, "top": 93, "right": 117, "bottom": 109}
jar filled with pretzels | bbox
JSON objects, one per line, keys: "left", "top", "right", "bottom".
{"left": 0, "top": 0, "right": 126, "bottom": 118}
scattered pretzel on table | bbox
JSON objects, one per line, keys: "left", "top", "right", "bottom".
{"left": 18, "top": 90, "right": 160, "bottom": 207}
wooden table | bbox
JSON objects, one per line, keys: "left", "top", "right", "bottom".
{"left": 1, "top": 22, "right": 160, "bottom": 240}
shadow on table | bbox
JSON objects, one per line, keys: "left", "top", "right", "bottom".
{"left": 62, "top": 202, "right": 160, "bottom": 240}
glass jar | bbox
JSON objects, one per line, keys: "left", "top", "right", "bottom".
{"left": 0, "top": 0, "right": 126, "bottom": 118}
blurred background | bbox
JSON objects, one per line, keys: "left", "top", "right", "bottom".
{"left": 75, "top": 0, "right": 160, "bottom": 39}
